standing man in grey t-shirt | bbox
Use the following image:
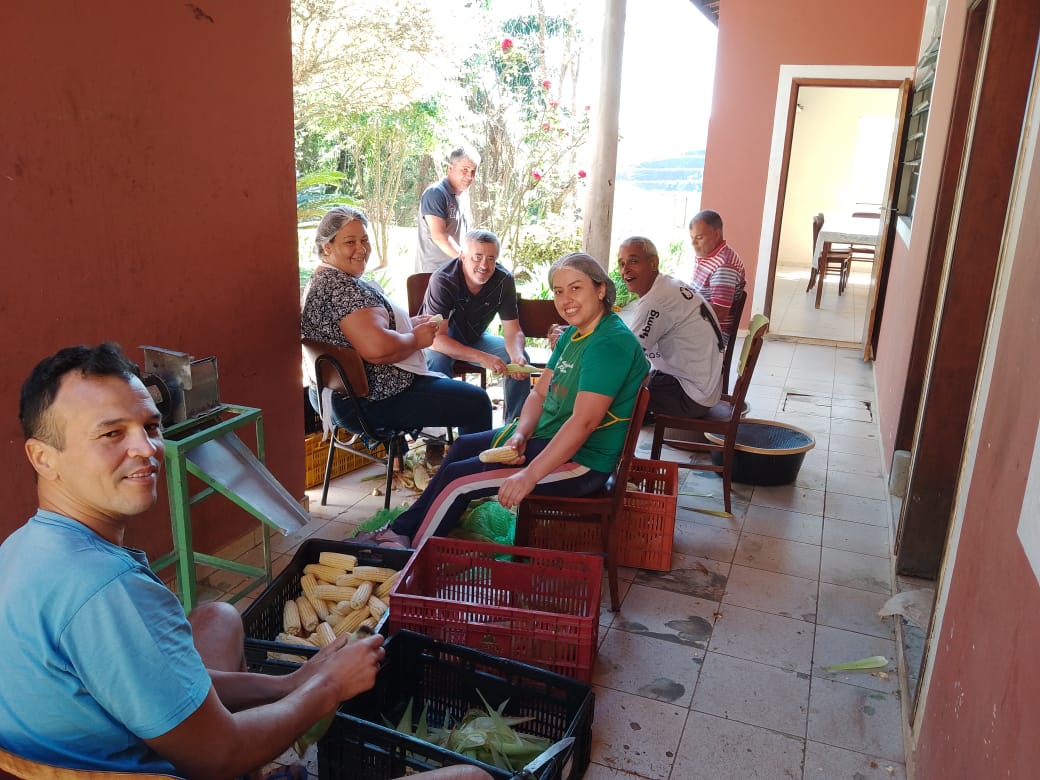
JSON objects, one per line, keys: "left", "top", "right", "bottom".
{"left": 415, "top": 147, "right": 480, "bottom": 273}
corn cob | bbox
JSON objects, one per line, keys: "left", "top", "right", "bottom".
{"left": 367, "top": 595, "right": 388, "bottom": 619}
{"left": 300, "top": 574, "right": 330, "bottom": 621}
{"left": 268, "top": 651, "right": 309, "bottom": 663}
{"left": 375, "top": 570, "right": 401, "bottom": 598}
{"left": 332, "top": 607, "right": 371, "bottom": 636}
{"left": 478, "top": 445, "right": 520, "bottom": 463}
{"left": 353, "top": 565, "right": 398, "bottom": 583}
{"left": 318, "top": 551, "right": 358, "bottom": 571}
{"left": 312, "top": 584, "right": 357, "bottom": 603}
{"left": 349, "top": 581, "right": 374, "bottom": 609}
{"left": 335, "top": 573, "right": 365, "bottom": 588}
{"left": 303, "top": 563, "right": 348, "bottom": 584}
{"left": 282, "top": 599, "right": 302, "bottom": 636}
{"left": 294, "top": 596, "right": 319, "bottom": 634}
{"left": 275, "top": 631, "right": 318, "bottom": 648}
{"left": 311, "top": 621, "right": 337, "bottom": 648}
{"left": 359, "top": 617, "right": 378, "bottom": 631}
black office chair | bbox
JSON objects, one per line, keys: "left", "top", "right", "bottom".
{"left": 302, "top": 339, "right": 416, "bottom": 509}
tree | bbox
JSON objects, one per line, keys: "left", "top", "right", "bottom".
{"left": 453, "top": 3, "right": 591, "bottom": 283}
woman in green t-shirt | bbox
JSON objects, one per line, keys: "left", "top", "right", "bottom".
{"left": 355, "top": 253, "right": 650, "bottom": 549}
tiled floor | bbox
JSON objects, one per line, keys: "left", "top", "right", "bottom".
{"left": 218, "top": 337, "right": 905, "bottom": 780}
{"left": 770, "top": 263, "right": 873, "bottom": 344}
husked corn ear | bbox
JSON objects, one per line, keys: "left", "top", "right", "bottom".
{"left": 300, "top": 574, "right": 330, "bottom": 620}
{"left": 275, "top": 632, "right": 317, "bottom": 648}
{"left": 318, "top": 552, "right": 358, "bottom": 571}
{"left": 282, "top": 599, "right": 302, "bottom": 636}
{"left": 312, "top": 584, "right": 357, "bottom": 603}
{"left": 335, "top": 574, "right": 365, "bottom": 588}
{"left": 268, "top": 651, "right": 308, "bottom": 663}
{"left": 478, "top": 445, "right": 519, "bottom": 463}
{"left": 332, "top": 607, "right": 370, "bottom": 636}
{"left": 311, "top": 621, "right": 337, "bottom": 648}
{"left": 353, "top": 566, "right": 398, "bottom": 583}
{"left": 330, "top": 600, "right": 355, "bottom": 617}
{"left": 295, "top": 596, "right": 319, "bottom": 634}
{"left": 375, "top": 570, "right": 401, "bottom": 598}
{"left": 367, "top": 595, "right": 388, "bottom": 619}
{"left": 349, "top": 581, "right": 374, "bottom": 609}
{"left": 303, "top": 563, "right": 348, "bottom": 584}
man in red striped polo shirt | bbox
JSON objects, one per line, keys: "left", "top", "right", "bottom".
{"left": 689, "top": 209, "right": 746, "bottom": 342}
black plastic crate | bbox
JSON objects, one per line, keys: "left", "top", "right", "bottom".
{"left": 318, "top": 630, "right": 594, "bottom": 780}
{"left": 242, "top": 538, "right": 413, "bottom": 673}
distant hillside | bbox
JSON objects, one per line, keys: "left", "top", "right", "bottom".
{"left": 617, "top": 150, "right": 705, "bottom": 192}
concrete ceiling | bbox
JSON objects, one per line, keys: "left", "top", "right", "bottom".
{"left": 688, "top": 0, "right": 720, "bottom": 26}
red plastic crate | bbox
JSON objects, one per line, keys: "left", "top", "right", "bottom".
{"left": 388, "top": 538, "right": 601, "bottom": 682}
{"left": 519, "top": 459, "right": 679, "bottom": 572}
{"left": 616, "top": 458, "right": 679, "bottom": 571}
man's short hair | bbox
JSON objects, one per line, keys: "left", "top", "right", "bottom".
{"left": 689, "top": 209, "right": 724, "bottom": 233}
{"left": 449, "top": 146, "right": 482, "bottom": 167}
{"left": 462, "top": 229, "right": 500, "bottom": 250}
{"left": 619, "top": 236, "right": 659, "bottom": 262}
{"left": 20, "top": 342, "right": 140, "bottom": 448}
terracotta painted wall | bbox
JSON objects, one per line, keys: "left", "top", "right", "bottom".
{"left": 914, "top": 88, "right": 1040, "bottom": 777}
{"left": 701, "top": 0, "right": 926, "bottom": 326}
{"left": 0, "top": 3, "right": 302, "bottom": 558}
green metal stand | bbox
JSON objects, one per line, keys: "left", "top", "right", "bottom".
{"left": 152, "top": 404, "right": 296, "bottom": 613}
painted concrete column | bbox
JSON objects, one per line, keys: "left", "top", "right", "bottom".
{"left": 582, "top": 0, "right": 626, "bottom": 268}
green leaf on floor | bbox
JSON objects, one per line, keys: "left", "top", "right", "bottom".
{"left": 350, "top": 506, "right": 409, "bottom": 535}
{"left": 823, "top": 655, "right": 889, "bottom": 672}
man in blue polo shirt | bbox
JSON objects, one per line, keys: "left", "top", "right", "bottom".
{"left": 422, "top": 229, "right": 532, "bottom": 423}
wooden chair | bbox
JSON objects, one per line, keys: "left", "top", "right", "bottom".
{"left": 302, "top": 339, "right": 416, "bottom": 509}
{"left": 720, "top": 282, "right": 747, "bottom": 394}
{"left": 806, "top": 213, "right": 852, "bottom": 305}
{"left": 405, "top": 272, "right": 486, "bottom": 389}
{"left": 515, "top": 384, "right": 651, "bottom": 612}
{"left": 650, "top": 314, "right": 769, "bottom": 515}
{"left": 516, "top": 296, "right": 567, "bottom": 367}
{"left": 0, "top": 746, "right": 179, "bottom": 779}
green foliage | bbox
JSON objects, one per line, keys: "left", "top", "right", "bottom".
{"left": 296, "top": 170, "right": 353, "bottom": 222}
{"left": 509, "top": 217, "right": 582, "bottom": 293}
{"left": 609, "top": 267, "right": 637, "bottom": 310}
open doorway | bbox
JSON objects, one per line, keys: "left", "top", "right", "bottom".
{"left": 770, "top": 85, "right": 900, "bottom": 344}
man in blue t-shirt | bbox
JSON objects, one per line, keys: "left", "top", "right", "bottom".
{"left": 0, "top": 344, "right": 489, "bottom": 778}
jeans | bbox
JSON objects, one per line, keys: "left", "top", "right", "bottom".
{"left": 389, "top": 429, "right": 611, "bottom": 542}
{"left": 325, "top": 374, "right": 492, "bottom": 437}
{"left": 426, "top": 332, "right": 532, "bottom": 423}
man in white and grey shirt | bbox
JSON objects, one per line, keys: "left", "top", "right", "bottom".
{"left": 617, "top": 236, "right": 724, "bottom": 418}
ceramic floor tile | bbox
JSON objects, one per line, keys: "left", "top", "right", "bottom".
{"left": 825, "top": 471, "right": 889, "bottom": 501}
{"left": 807, "top": 678, "right": 904, "bottom": 763}
{"left": 829, "top": 418, "right": 880, "bottom": 439}
{"left": 582, "top": 764, "right": 648, "bottom": 779}
{"left": 794, "top": 464, "right": 828, "bottom": 491}
{"left": 691, "top": 652, "right": 810, "bottom": 737}
{"left": 610, "top": 583, "right": 718, "bottom": 649}
{"left": 827, "top": 449, "right": 884, "bottom": 477}
{"left": 589, "top": 686, "right": 687, "bottom": 780}
{"left": 803, "top": 741, "right": 907, "bottom": 780}
{"left": 675, "top": 502, "right": 744, "bottom": 532}
{"left": 750, "top": 484, "right": 826, "bottom": 516}
{"left": 742, "top": 505, "right": 824, "bottom": 545}
{"left": 708, "top": 602, "right": 815, "bottom": 673}
{"left": 822, "top": 517, "right": 890, "bottom": 558}
{"left": 771, "top": 411, "right": 832, "bottom": 440}
{"left": 593, "top": 628, "right": 703, "bottom": 706}
{"left": 671, "top": 710, "right": 805, "bottom": 780}
{"left": 824, "top": 492, "right": 890, "bottom": 527}
{"left": 813, "top": 625, "right": 898, "bottom": 694}
{"left": 820, "top": 548, "right": 892, "bottom": 594}
{"left": 734, "top": 532, "right": 822, "bottom": 580}
{"left": 722, "top": 564, "right": 818, "bottom": 623}
{"left": 673, "top": 517, "right": 740, "bottom": 564}
{"left": 828, "top": 433, "right": 882, "bottom": 457}
{"left": 634, "top": 552, "right": 730, "bottom": 603}
{"left": 829, "top": 403, "right": 874, "bottom": 423}
{"left": 817, "top": 583, "right": 894, "bottom": 639}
